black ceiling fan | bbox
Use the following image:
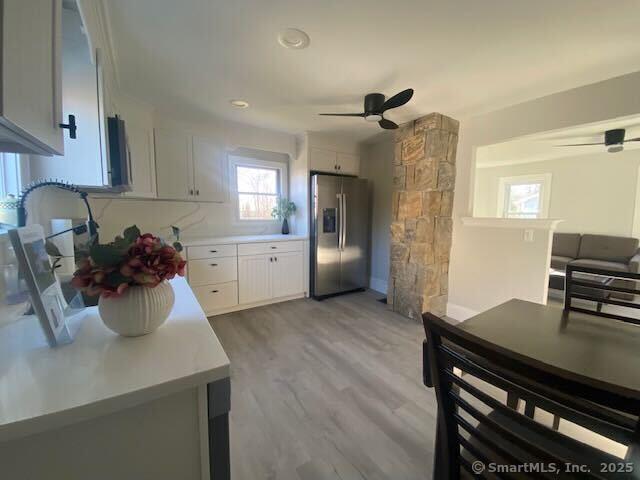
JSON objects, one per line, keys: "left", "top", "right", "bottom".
{"left": 556, "top": 128, "right": 640, "bottom": 153}
{"left": 319, "top": 88, "right": 414, "bottom": 130}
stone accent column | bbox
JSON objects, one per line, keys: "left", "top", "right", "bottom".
{"left": 387, "top": 113, "right": 459, "bottom": 320}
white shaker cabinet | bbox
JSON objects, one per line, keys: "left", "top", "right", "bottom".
{"left": 154, "top": 129, "right": 227, "bottom": 202}
{"left": 270, "top": 251, "right": 304, "bottom": 299}
{"left": 125, "top": 124, "right": 156, "bottom": 198}
{"left": 237, "top": 254, "right": 271, "bottom": 304}
{"left": 0, "top": 0, "right": 65, "bottom": 155}
{"left": 192, "top": 137, "right": 227, "bottom": 202}
{"left": 154, "top": 129, "right": 193, "bottom": 200}
{"left": 309, "top": 147, "right": 359, "bottom": 175}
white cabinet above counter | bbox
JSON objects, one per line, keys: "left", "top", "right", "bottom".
{"left": 154, "top": 129, "right": 228, "bottom": 202}
{"left": 309, "top": 147, "right": 359, "bottom": 175}
{"left": 183, "top": 235, "right": 308, "bottom": 316}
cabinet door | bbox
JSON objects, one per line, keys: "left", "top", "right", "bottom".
{"left": 125, "top": 125, "right": 156, "bottom": 198}
{"left": 192, "top": 137, "right": 227, "bottom": 202}
{"left": 154, "top": 129, "right": 193, "bottom": 200}
{"left": 238, "top": 254, "right": 271, "bottom": 304}
{"left": 0, "top": 0, "right": 64, "bottom": 155}
{"left": 309, "top": 147, "right": 337, "bottom": 173}
{"left": 271, "top": 251, "right": 304, "bottom": 299}
{"left": 337, "top": 152, "right": 359, "bottom": 175}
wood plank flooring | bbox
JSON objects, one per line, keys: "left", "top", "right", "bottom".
{"left": 209, "top": 291, "right": 437, "bottom": 480}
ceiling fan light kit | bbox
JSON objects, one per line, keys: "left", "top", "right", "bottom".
{"left": 319, "top": 88, "right": 414, "bottom": 130}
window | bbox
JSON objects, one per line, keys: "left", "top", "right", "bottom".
{"left": 0, "top": 153, "right": 23, "bottom": 200}
{"left": 497, "top": 174, "right": 551, "bottom": 219}
{"left": 229, "top": 156, "right": 287, "bottom": 221}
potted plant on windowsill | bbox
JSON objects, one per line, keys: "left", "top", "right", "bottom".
{"left": 71, "top": 225, "right": 186, "bottom": 336}
{"left": 271, "top": 198, "right": 296, "bottom": 235}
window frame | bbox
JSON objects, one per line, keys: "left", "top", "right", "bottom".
{"left": 0, "top": 153, "right": 26, "bottom": 199}
{"left": 496, "top": 173, "right": 552, "bottom": 219}
{"left": 228, "top": 155, "right": 288, "bottom": 223}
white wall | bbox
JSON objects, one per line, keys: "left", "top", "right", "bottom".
{"left": 360, "top": 135, "right": 394, "bottom": 294}
{"left": 473, "top": 149, "right": 640, "bottom": 236}
{"left": 448, "top": 70, "right": 640, "bottom": 319}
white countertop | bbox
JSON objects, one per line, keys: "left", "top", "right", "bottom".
{"left": 181, "top": 233, "right": 308, "bottom": 247}
{"left": 0, "top": 277, "right": 230, "bottom": 442}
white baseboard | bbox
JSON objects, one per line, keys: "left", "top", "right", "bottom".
{"left": 369, "top": 276, "right": 388, "bottom": 294}
{"left": 446, "top": 302, "right": 479, "bottom": 322}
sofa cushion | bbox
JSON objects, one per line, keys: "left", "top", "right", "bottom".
{"left": 552, "top": 233, "right": 581, "bottom": 258}
{"left": 577, "top": 234, "right": 639, "bottom": 263}
{"left": 568, "top": 258, "right": 630, "bottom": 273}
{"left": 550, "top": 255, "right": 573, "bottom": 270}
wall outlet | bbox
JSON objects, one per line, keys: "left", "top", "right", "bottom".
{"left": 524, "top": 229, "right": 535, "bottom": 242}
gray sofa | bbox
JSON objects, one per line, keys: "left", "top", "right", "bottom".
{"left": 550, "top": 232, "right": 640, "bottom": 298}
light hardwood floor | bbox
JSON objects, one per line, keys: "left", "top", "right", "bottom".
{"left": 209, "top": 291, "right": 438, "bottom": 480}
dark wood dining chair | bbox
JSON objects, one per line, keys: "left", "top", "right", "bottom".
{"left": 564, "top": 265, "right": 640, "bottom": 325}
{"left": 423, "top": 312, "right": 640, "bottom": 479}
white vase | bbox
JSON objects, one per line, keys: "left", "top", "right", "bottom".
{"left": 98, "top": 281, "right": 175, "bottom": 337}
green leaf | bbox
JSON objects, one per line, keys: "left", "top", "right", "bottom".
{"left": 103, "top": 272, "right": 130, "bottom": 287}
{"left": 90, "top": 244, "right": 124, "bottom": 267}
{"left": 112, "top": 235, "right": 132, "bottom": 253}
{"left": 173, "top": 241, "right": 183, "bottom": 252}
{"left": 123, "top": 225, "right": 141, "bottom": 243}
{"left": 45, "top": 240, "right": 63, "bottom": 258}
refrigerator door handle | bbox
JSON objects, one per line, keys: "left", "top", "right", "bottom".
{"left": 336, "top": 193, "right": 343, "bottom": 249}
{"left": 341, "top": 193, "right": 347, "bottom": 251}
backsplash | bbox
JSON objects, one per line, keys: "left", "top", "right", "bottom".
{"left": 89, "top": 197, "right": 280, "bottom": 240}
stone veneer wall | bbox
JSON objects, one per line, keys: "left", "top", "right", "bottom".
{"left": 387, "top": 113, "right": 459, "bottom": 320}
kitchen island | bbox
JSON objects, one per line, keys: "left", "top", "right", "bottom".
{"left": 0, "top": 277, "right": 230, "bottom": 480}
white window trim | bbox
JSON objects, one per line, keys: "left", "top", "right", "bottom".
{"left": 0, "top": 153, "right": 25, "bottom": 199}
{"left": 496, "top": 173, "right": 552, "bottom": 219}
{"left": 228, "top": 155, "right": 288, "bottom": 224}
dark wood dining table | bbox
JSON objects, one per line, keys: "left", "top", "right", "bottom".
{"left": 422, "top": 298, "right": 640, "bottom": 404}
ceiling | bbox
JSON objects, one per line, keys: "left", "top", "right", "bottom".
{"left": 476, "top": 115, "right": 640, "bottom": 168}
{"left": 105, "top": 0, "right": 640, "bottom": 141}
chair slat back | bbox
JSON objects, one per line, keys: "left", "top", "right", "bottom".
{"left": 564, "top": 265, "right": 640, "bottom": 325}
{"left": 423, "top": 312, "right": 640, "bottom": 480}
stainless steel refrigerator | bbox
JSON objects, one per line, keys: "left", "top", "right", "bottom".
{"left": 310, "top": 173, "right": 369, "bottom": 299}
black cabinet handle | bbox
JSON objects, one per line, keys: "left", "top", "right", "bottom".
{"left": 211, "top": 290, "right": 219, "bottom": 293}
{"left": 275, "top": 257, "right": 278, "bottom": 262}
{"left": 59, "top": 114, "right": 77, "bottom": 139}
{"left": 269, "top": 257, "right": 272, "bottom": 262}
{"left": 210, "top": 263, "right": 218, "bottom": 267}
{"left": 209, "top": 250, "right": 218, "bottom": 253}
{"left": 189, "top": 189, "right": 194, "bottom": 195}
{"left": 271, "top": 246, "right": 277, "bottom": 249}
{"left": 196, "top": 189, "right": 200, "bottom": 196}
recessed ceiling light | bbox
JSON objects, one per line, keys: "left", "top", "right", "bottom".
{"left": 278, "top": 28, "right": 310, "bottom": 49}
{"left": 230, "top": 99, "right": 249, "bottom": 108}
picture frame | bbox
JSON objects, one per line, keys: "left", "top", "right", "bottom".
{"left": 8, "top": 225, "right": 72, "bottom": 347}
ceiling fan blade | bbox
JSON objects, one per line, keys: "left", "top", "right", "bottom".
{"left": 554, "top": 142, "right": 604, "bottom": 147}
{"left": 379, "top": 118, "right": 398, "bottom": 130}
{"left": 624, "top": 137, "right": 640, "bottom": 142}
{"left": 318, "top": 113, "right": 365, "bottom": 117}
{"left": 381, "top": 88, "right": 414, "bottom": 111}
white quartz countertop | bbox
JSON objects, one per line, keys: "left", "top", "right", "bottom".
{"left": 0, "top": 277, "right": 230, "bottom": 442}
{"left": 181, "top": 233, "right": 308, "bottom": 247}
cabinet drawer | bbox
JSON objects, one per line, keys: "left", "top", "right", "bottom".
{"left": 237, "top": 241, "right": 303, "bottom": 256}
{"left": 188, "top": 257, "right": 237, "bottom": 286}
{"left": 187, "top": 244, "right": 237, "bottom": 260}
{"left": 193, "top": 282, "right": 238, "bottom": 312}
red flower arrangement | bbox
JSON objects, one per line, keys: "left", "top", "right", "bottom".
{"left": 72, "top": 225, "right": 186, "bottom": 298}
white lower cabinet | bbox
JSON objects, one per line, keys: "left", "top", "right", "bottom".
{"left": 187, "top": 240, "right": 305, "bottom": 315}
{"left": 238, "top": 254, "right": 271, "bottom": 304}
{"left": 271, "top": 251, "right": 304, "bottom": 298}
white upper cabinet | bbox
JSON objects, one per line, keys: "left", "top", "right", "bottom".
{"left": 336, "top": 152, "right": 359, "bottom": 175}
{"left": 309, "top": 147, "right": 337, "bottom": 173}
{"left": 309, "top": 147, "right": 359, "bottom": 175}
{"left": 125, "top": 124, "right": 156, "bottom": 198}
{"left": 0, "top": 0, "right": 64, "bottom": 155}
{"left": 192, "top": 137, "right": 227, "bottom": 202}
{"left": 154, "top": 129, "right": 228, "bottom": 202}
{"left": 154, "top": 129, "right": 193, "bottom": 200}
